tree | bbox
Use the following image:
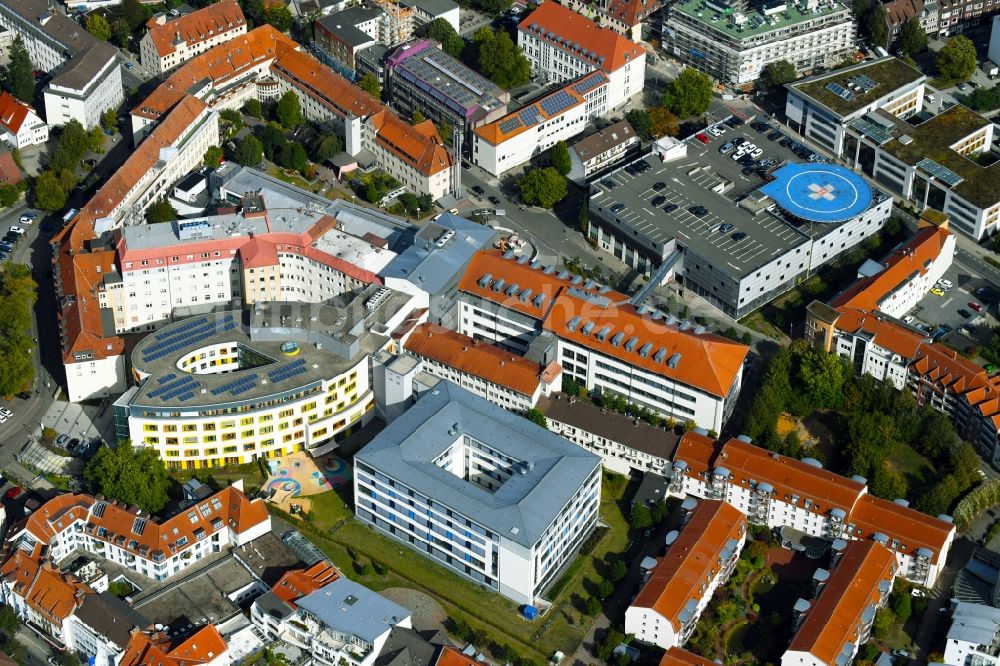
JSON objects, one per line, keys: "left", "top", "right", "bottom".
{"left": 524, "top": 408, "right": 548, "bottom": 428}
{"left": 145, "top": 198, "right": 178, "bottom": 224}
{"left": 121, "top": 0, "right": 151, "bottom": 30}
{"left": 596, "top": 580, "right": 614, "bottom": 599}
{"left": 439, "top": 123, "right": 452, "bottom": 145}
{"left": 358, "top": 73, "right": 381, "bottom": 100}
{"left": 58, "top": 652, "right": 80, "bottom": 666}
{"left": 86, "top": 13, "right": 112, "bottom": 41}
{"left": 475, "top": 30, "right": 531, "bottom": 88}
{"left": 111, "top": 18, "right": 131, "bottom": 48}
{"left": 477, "top": 0, "right": 512, "bottom": 14}
{"left": 649, "top": 106, "right": 679, "bottom": 138}
{"left": 610, "top": 560, "right": 628, "bottom": 582}
{"left": 624, "top": 109, "right": 652, "bottom": 141}
{"left": 761, "top": 60, "right": 797, "bottom": 88}
{"left": 0, "top": 605, "right": 18, "bottom": 639}
{"left": 663, "top": 68, "right": 714, "bottom": 119}
{"left": 549, "top": 141, "right": 572, "bottom": 176}
{"left": 244, "top": 98, "right": 263, "bottom": 118}
{"left": 312, "top": 134, "right": 343, "bottom": 162}
{"left": 0, "top": 263, "right": 36, "bottom": 397}
{"left": 937, "top": 35, "right": 977, "bottom": 82}
{"left": 88, "top": 125, "right": 106, "bottom": 153}
{"left": 579, "top": 199, "right": 589, "bottom": 235}
{"left": 869, "top": 464, "right": 908, "bottom": 500}
{"left": 630, "top": 503, "right": 652, "bottom": 529}
{"left": 412, "top": 109, "right": 425, "bottom": 125}
{"left": 0, "top": 184, "right": 22, "bottom": 209}
{"left": 204, "top": 145, "right": 224, "bottom": 167}
{"left": 275, "top": 90, "right": 302, "bottom": 128}
{"left": 33, "top": 170, "right": 67, "bottom": 212}
{"left": 892, "top": 590, "right": 912, "bottom": 622}
{"left": 84, "top": 441, "right": 170, "bottom": 513}
{"left": 518, "top": 167, "right": 567, "bottom": 208}
{"left": 846, "top": 411, "right": 894, "bottom": 478}
{"left": 101, "top": 108, "right": 119, "bottom": 134}
{"left": 219, "top": 109, "right": 244, "bottom": 139}
{"left": 797, "top": 348, "right": 847, "bottom": 409}
{"left": 258, "top": 123, "right": 287, "bottom": 160}
{"left": 865, "top": 5, "right": 889, "bottom": 49}
{"left": 871, "top": 608, "right": 894, "bottom": 640}
{"left": 584, "top": 596, "right": 602, "bottom": 616}
{"left": 50, "top": 120, "right": 92, "bottom": 172}
{"left": 897, "top": 17, "right": 928, "bottom": 56}
{"left": 263, "top": 5, "right": 293, "bottom": 31}
{"left": 236, "top": 134, "right": 264, "bottom": 166}
{"left": 279, "top": 141, "right": 309, "bottom": 174}
{"left": 7, "top": 37, "right": 35, "bottom": 104}
{"left": 426, "top": 18, "right": 465, "bottom": 59}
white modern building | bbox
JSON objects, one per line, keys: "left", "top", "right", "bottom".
{"left": 0, "top": 0, "right": 123, "bottom": 129}
{"left": 354, "top": 381, "right": 602, "bottom": 605}
{"left": 944, "top": 602, "right": 1000, "bottom": 666}
{"left": 140, "top": 0, "right": 248, "bottom": 76}
{"left": 661, "top": 0, "right": 856, "bottom": 87}
{"left": 0, "top": 91, "right": 48, "bottom": 148}
{"left": 625, "top": 499, "right": 746, "bottom": 649}
{"left": 455, "top": 250, "right": 749, "bottom": 431}
{"left": 670, "top": 431, "right": 956, "bottom": 587}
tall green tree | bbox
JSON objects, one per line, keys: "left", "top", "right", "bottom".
{"left": 897, "top": 18, "right": 927, "bottom": 56}
{"left": 475, "top": 29, "right": 530, "bottom": 88}
{"left": 111, "top": 18, "right": 131, "bottom": 48}
{"left": 50, "top": 120, "right": 91, "bottom": 172}
{"left": 312, "top": 134, "right": 343, "bottom": 162}
{"left": 865, "top": 5, "right": 889, "bottom": 49}
{"left": 357, "top": 73, "right": 381, "bottom": 100}
{"left": 649, "top": 106, "right": 680, "bottom": 138}
{"left": 797, "top": 348, "right": 847, "bottom": 408}
{"left": 761, "top": 60, "right": 797, "bottom": 88}
{"left": 426, "top": 18, "right": 465, "bottom": 58}
{"left": 204, "top": 145, "right": 224, "bottom": 166}
{"left": 625, "top": 108, "right": 652, "bottom": 140}
{"left": 33, "top": 170, "right": 67, "bottom": 212}
{"left": 263, "top": 5, "right": 293, "bottom": 31}
{"left": 236, "top": 134, "right": 264, "bottom": 166}
{"left": 145, "top": 198, "right": 178, "bottom": 224}
{"left": 86, "top": 14, "right": 112, "bottom": 41}
{"left": 121, "top": 0, "right": 151, "bottom": 30}
{"left": 663, "top": 68, "right": 713, "bottom": 119}
{"left": 6, "top": 36, "right": 35, "bottom": 104}
{"left": 518, "top": 167, "right": 567, "bottom": 208}
{"left": 524, "top": 408, "right": 548, "bottom": 428}
{"left": 937, "top": 35, "right": 977, "bottom": 82}
{"left": 279, "top": 141, "right": 308, "bottom": 173}
{"left": 84, "top": 441, "right": 170, "bottom": 513}
{"left": 412, "top": 108, "right": 425, "bottom": 124}
{"left": 101, "top": 108, "right": 119, "bottom": 134}
{"left": 0, "top": 263, "right": 37, "bottom": 396}
{"left": 244, "top": 98, "right": 263, "bottom": 119}
{"left": 549, "top": 141, "right": 572, "bottom": 176}
{"left": 275, "top": 90, "right": 302, "bottom": 128}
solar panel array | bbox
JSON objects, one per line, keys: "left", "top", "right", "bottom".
{"left": 825, "top": 82, "right": 855, "bottom": 101}
{"left": 268, "top": 358, "right": 308, "bottom": 384}
{"left": 850, "top": 74, "right": 879, "bottom": 92}
{"left": 519, "top": 106, "right": 541, "bottom": 126}
{"left": 142, "top": 315, "right": 238, "bottom": 362}
{"left": 158, "top": 373, "right": 177, "bottom": 384}
{"left": 540, "top": 90, "right": 577, "bottom": 116}
{"left": 916, "top": 158, "right": 964, "bottom": 186}
{"left": 209, "top": 372, "right": 259, "bottom": 396}
{"left": 499, "top": 117, "right": 522, "bottom": 134}
{"left": 848, "top": 118, "right": 894, "bottom": 145}
{"left": 571, "top": 72, "right": 605, "bottom": 95}
{"left": 149, "top": 375, "right": 198, "bottom": 399}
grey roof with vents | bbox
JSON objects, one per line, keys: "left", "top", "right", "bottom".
{"left": 355, "top": 381, "right": 601, "bottom": 547}
{"left": 296, "top": 574, "right": 412, "bottom": 642}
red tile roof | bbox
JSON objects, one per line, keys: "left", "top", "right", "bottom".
{"left": 0, "top": 553, "right": 91, "bottom": 626}
{"left": 145, "top": 0, "right": 246, "bottom": 58}
{"left": 632, "top": 500, "right": 746, "bottom": 628}
{"left": 436, "top": 647, "right": 484, "bottom": 666}
{"left": 404, "top": 323, "right": 556, "bottom": 397}
{"left": 831, "top": 308, "right": 927, "bottom": 359}
{"left": 368, "top": 111, "right": 452, "bottom": 177}
{"left": 600, "top": 0, "right": 664, "bottom": 29}
{"left": 673, "top": 431, "right": 719, "bottom": 477}
{"left": 270, "top": 561, "right": 341, "bottom": 606}
{"left": 518, "top": 2, "right": 643, "bottom": 72}
{"left": 119, "top": 625, "right": 227, "bottom": 666}
{"left": 0, "top": 152, "right": 22, "bottom": 185}
{"left": 659, "top": 647, "right": 719, "bottom": 666}
{"left": 788, "top": 541, "right": 896, "bottom": 665}
{"left": 831, "top": 226, "right": 953, "bottom": 314}
{"left": 0, "top": 91, "right": 33, "bottom": 134}
{"left": 850, "top": 494, "right": 953, "bottom": 564}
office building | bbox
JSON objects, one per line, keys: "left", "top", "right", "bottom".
{"left": 0, "top": 91, "right": 48, "bottom": 148}
{"left": 625, "top": 500, "right": 747, "bottom": 649}
{"left": 782, "top": 542, "right": 896, "bottom": 666}
{"left": 140, "top": 0, "right": 247, "bottom": 76}
{"left": 0, "top": 0, "right": 123, "bottom": 129}
{"left": 354, "top": 381, "right": 602, "bottom": 604}
{"left": 670, "top": 431, "right": 956, "bottom": 587}
{"left": 567, "top": 119, "right": 639, "bottom": 184}
{"left": 661, "top": 0, "right": 855, "bottom": 86}
{"left": 313, "top": 8, "right": 385, "bottom": 78}
{"left": 588, "top": 140, "right": 892, "bottom": 318}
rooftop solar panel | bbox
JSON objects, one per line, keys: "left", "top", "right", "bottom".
{"left": 848, "top": 118, "right": 894, "bottom": 145}
{"left": 825, "top": 82, "right": 854, "bottom": 101}
{"left": 916, "top": 158, "right": 964, "bottom": 186}
{"left": 539, "top": 90, "right": 577, "bottom": 116}
{"left": 519, "top": 106, "right": 541, "bottom": 126}
{"left": 499, "top": 117, "right": 521, "bottom": 134}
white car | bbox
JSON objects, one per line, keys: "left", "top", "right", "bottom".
{"left": 0, "top": 414, "right": 7, "bottom": 424}
{"left": 750, "top": 148, "right": 763, "bottom": 159}
{"left": 903, "top": 315, "right": 915, "bottom": 324}
{"left": 938, "top": 278, "right": 953, "bottom": 289}
{"left": 8, "top": 226, "right": 24, "bottom": 235}
{"left": 18, "top": 216, "right": 33, "bottom": 225}
{"left": 0, "top": 408, "right": 11, "bottom": 418}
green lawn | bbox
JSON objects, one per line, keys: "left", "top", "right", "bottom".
{"left": 278, "top": 470, "right": 634, "bottom": 661}
{"left": 887, "top": 440, "right": 934, "bottom": 491}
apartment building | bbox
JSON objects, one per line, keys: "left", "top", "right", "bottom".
{"left": 661, "top": 0, "right": 855, "bottom": 87}
{"left": 539, "top": 394, "right": 681, "bottom": 476}
{"left": 557, "top": 0, "right": 665, "bottom": 40}
{"left": 252, "top": 563, "right": 411, "bottom": 666}
{"left": 354, "top": 381, "right": 602, "bottom": 604}
{"left": 455, "top": 250, "right": 749, "bottom": 431}
{"left": 140, "top": 0, "right": 247, "bottom": 76}
{"left": 782, "top": 541, "right": 897, "bottom": 666}
{"left": 625, "top": 500, "right": 747, "bottom": 649}
{"left": 669, "top": 432, "right": 956, "bottom": 587}
{"left": 384, "top": 40, "right": 510, "bottom": 133}
{"left": 361, "top": 110, "right": 453, "bottom": 200}
{"left": 883, "top": 0, "right": 938, "bottom": 44}
{"left": 518, "top": 2, "right": 645, "bottom": 109}
{"left": 944, "top": 602, "right": 1000, "bottom": 666}
{"left": 54, "top": 95, "right": 218, "bottom": 402}
{"left": 567, "top": 119, "right": 639, "bottom": 184}
{"left": 0, "top": 91, "right": 48, "bottom": 148}
{"left": 939, "top": 0, "right": 999, "bottom": 34}
{"left": 118, "top": 626, "right": 230, "bottom": 666}
{"left": 65, "top": 593, "right": 151, "bottom": 666}
{"left": 402, "top": 323, "right": 562, "bottom": 412}
{"left": 0, "top": 0, "right": 123, "bottom": 129}
{"left": 313, "top": 8, "right": 382, "bottom": 78}
{"left": 0, "top": 553, "right": 91, "bottom": 648}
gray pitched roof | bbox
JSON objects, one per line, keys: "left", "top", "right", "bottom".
{"left": 296, "top": 577, "right": 411, "bottom": 643}
{"left": 355, "top": 382, "right": 601, "bottom": 547}
{"left": 75, "top": 593, "right": 151, "bottom": 648}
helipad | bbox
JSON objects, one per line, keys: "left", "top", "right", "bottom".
{"left": 761, "top": 163, "right": 873, "bottom": 223}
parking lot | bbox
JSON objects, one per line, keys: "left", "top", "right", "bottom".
{"left": 908, "top": 262, "right": 998, "bottom": 335}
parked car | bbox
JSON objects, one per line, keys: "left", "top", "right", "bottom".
{"left": 937, "top": 278, "right": 953, "bottom": 289}
{"left": 732, "top": 232, "right": 748, "bottom": 241}
{"left": 768, "top": 131, "right": 783, "bottom": 141}
{"left": 750, "top": 148, "right": 763, "bottom": 159}
{"left": 663, "top": 203, "right": 678, "bottom": 213}
{"left": 488, "top": 195, "right": 501, "bottom": 205}
{"left": 8, "top": 226, "right": 24, "bottom": 235}
{"left": 15, "top": 392, "right": 29, "bottom": 400}
{"left": 19, "top": 214, "right": 35, "bottom": 224}
{"left": 0, "top": 408, "right": 13, "bottom": 418}
{"left": 903, "top": 315, "right": 915, "bottom": 323}
{"left": 970, "top": 302, "right": 983, "bottom": 312}
{"left": 688, "top": 205, "right": 708, "bottom": 217}
{"left": 470, "top": 185, "right": 485, "bottom": 197}
{"left": 651, "top": 195, "right": 666, "bottom": 207}
{"left": 931, "top": 287, "right": 946, "bottom": 296}
{"left": 959, "top": 309, "right": 972, "bottom": 318}
{"left": 610, "top": 203, "right": 625, "bottom": 213}
{"left": 719, "top": 142, "right": 735, "bottom": 155}
{"left": 652, "top": 181, "right": 667, "bottom": 191}
{"left": 732, "top": 137, "right": 745, "bottom": 147}
{"left": 56, "top": 434, "right": 71, "bottom": 448}
{"left": 600, "top": 178, "right": 617, "bottom": 189}
{"left": 718, "top": 223, "right": 735, "bottom": 233}
{"left": 695, "top": 133, "right": 710, "bottom": 144}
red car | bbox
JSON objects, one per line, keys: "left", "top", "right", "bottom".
{"left": 31, "top": 69, "right": 44, "bottom": 80}
{"left": 695, "top": 133, "right": 710, "bottom": 145}
{"left": 970, "top": 302, "right": 983, "bottom": 312}
{"left": 4, "top": 486, "right": 22, "bottom": 500}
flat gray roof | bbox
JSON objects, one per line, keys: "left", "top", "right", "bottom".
{"left": 131, "top": 556, "right": 254, "bottom": 629}
{"left": 355, "top": 381, "right": 601, "bottom": 547}
{"left": 296, "top": 577, "right": 411, "bottom": 643}
{"left": 589, "top": 131, "right": 880, "bottom": 280}
{"left": 949, "top": 602, "right": 1000, "bottom": 646}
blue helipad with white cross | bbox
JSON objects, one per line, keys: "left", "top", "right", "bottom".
{"left": 761, "top": 163, "right": 872, "bottom": 223}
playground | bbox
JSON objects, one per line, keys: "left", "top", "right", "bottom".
{"left": 263, "top": 451, "right": 352, "bottom": 514}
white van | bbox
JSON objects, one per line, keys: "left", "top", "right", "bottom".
{"left": 926, "top": 94, "right": 937, "bottom": 104}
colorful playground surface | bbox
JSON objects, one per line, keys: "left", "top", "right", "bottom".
{"left": 263, "top": 451, "right": 352, "bottom": 502}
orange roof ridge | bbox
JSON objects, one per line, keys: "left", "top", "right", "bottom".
{"left": 119, "top": 625, "right": 227, "bottom": 666}
{"left": 404, "top": 323, "right": 551, "bottom": 396}
{"left": 517, "top": 2, "right": 643, "bottom": 72}
{"left": 270, "top": 561, "right": 341, "bottom": 605}
{"left": 145, "top": 0, "right": 246, "bottom": 59}
{"left": 632, "top": 500, "right": 746, "bottom": 627}
{"left": 659, "top": 648, "right": 717, "bottom": 666}
{"left": 0, "top": 90, "right": 32, "bottom": 134}
{"left": 850, "top": 494, "right": 953, "bottom": 564}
